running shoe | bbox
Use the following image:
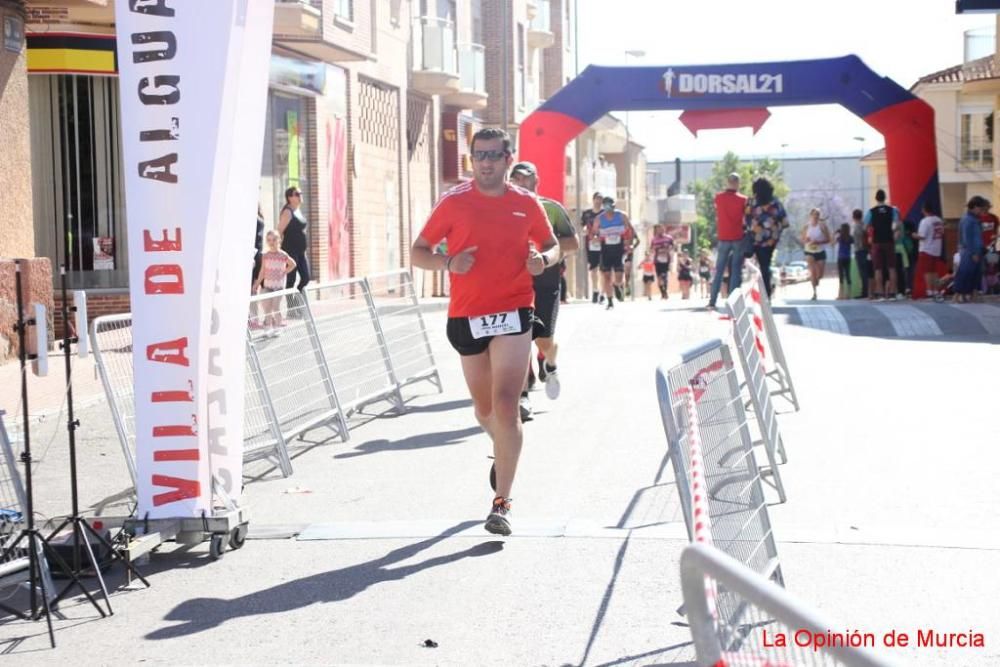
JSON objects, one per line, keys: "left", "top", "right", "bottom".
{"left": 895, "top": 293, "right": 905, "bottom": 301}
{"left": 606, "top": 299, "right": 614, "bottom": 310}
{"left": 592, "top": 291, "right": 599, "bottom": 304}
{"left": 537, "top": 359, "right": 548, "bottom": 384}
{"left": 598, "top": 294, "right": 606, "bottom": 304}
{"left": 519, "top": 393, "right": 533, "bottom": 422}
{"left": 614, "top": 285, "right": 624, "bottom": 302}
{"left": 543, "top": 364, "right": 560, "bottom": 400}
{"left": 485, "top": 496, "right": 512, "bottom": 536}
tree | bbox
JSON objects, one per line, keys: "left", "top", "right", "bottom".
{"left": 781, "top": 180, "right": 853, "bottom": 265}
{"left": 687, "top": 152, "right": 790, "bottom": 251}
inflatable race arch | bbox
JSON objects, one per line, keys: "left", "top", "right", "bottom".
{"left": 519, "top": 56, "right": 939, "bottom": 223}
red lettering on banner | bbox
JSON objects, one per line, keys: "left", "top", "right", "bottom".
{"left": 143, "top": 228, "right": 182, "bottom": 252}
{"left": 153, "top": 423, "right": 196, "bottom": 437}
{"left": 144, "top": 264, "right": 184, "bottom": 294}
{"left": 151, "top": 475, "right": 200, "bottom": 506}
{"left": 153, "top": 449, "right": 200, "bottom": 462}
{"left": 146, "top": 337, "right": 190, "bottom": 366}
{"left": 151, "top": 388, "right": 192, "bottom": 402}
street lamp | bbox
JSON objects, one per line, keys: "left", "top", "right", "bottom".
{"left": 853, "top": 136, "right": 866, "bottom": 208}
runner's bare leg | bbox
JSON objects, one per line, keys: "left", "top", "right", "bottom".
{"left": 486, "top": 331, "right": 532, "bottom": 498}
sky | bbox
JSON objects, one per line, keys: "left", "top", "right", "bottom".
{"left": 575, "top": 0, "right": 995, "bottom": 162}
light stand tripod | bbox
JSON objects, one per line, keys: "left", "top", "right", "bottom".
{"left": 45, "top": 267, "right": 150, "bottom": 615}
{"left": 0, "top": 261, "right": 100, "bottom": 646}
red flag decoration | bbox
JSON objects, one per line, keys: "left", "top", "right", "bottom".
{"left": 678, "top": 108, "right": 771, "bottom": 136}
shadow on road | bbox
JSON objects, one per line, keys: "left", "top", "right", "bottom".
{"left": 145, "top": 521, "right": 498, "bottom": 640}
{"left": 333, "top": 426, "right": 482, "bottom": 459}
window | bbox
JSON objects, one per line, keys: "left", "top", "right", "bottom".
{"left": 471, "top": 0, "right": 483, "bottom": 44}
{"left": 334, "top": 0, "right": 353, "bottom": 22}
{"left": 959, "top": 108, "right": 993, "bottom": 170}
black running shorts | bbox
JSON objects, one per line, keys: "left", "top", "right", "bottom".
{"left": 654, "top": 260, "right": 670, "bottom": 278}
{"left": 587, "top": 249, "right": 601, "bottom": 271}
{"left": 532, "top": 286, "right": 560, "bottom": 340}
{"left": 446, "top": 307, "right": 533, "bottom": 356}
{"left": 600, "top": 244, "right": 625, "bottom": 272}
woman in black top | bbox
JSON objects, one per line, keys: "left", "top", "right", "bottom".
{"left": 278, "top": 186, "right": 310, "bottom": 291}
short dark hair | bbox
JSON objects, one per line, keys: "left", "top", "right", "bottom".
{"left": 470, "top": 127, "right": 512, "bottom": 154}
{"left": 921, "top": 201, "right": 937, "bottom": 215}
{"left": 852, "top": 208, "right": 863, "bottom": 220}
{"left": 875, "top": 189, "right": 887, "bottom": 203}
{"left": 968, "top": 195, "right": 988, "bottom": 210}
{"left": 751, "top": 177, "right": 774, "bottom": 204}
{"left": 592, "top": 191, "right": 603, "bottom": 200}
{"left": 284, "top": 186, "right": 301, "bottom": 201}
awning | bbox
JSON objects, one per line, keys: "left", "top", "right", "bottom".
{"left": 27, "top": 33, "right": 117, "bottom": 75}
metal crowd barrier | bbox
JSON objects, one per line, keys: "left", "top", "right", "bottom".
{"left": 91, "top": 314, "right": 296, "bottom": 491}
{"left": 304, "top": 278, "right": 403, "bottom": 416}
{"left": 246, "top": 287, "right": 349, "bottom": 445}
{"left": 365, "top": 270, "right": 443, "bottom": 396}
{"left": 91, "top": 270, "right": 443, "bottom": 493}
{"left": 0, "top": 411, "right": 55, "bottom": 608}
{"left": 727, "top": 287, "right": 788, "bottom": 503}
{"left": 745, "top": 262, "right": 800, "bottom": 412}
{"left": 655, "top": 339, "right": 783, "bottom": 587}
{"left": 681, "top": 543, "right": 896, "bottom": 667}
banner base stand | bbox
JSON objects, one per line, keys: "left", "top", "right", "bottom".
{"left": 96, "top": 505, "right": 250, "bottom": 581}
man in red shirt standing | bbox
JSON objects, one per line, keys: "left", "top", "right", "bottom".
{"left": 411, "top": 128, "right": 559, "bottom": 536}
{"left": 708, "top": 173, "right": 749, "bottom": 309}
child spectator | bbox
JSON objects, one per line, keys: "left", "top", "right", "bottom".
{"left": 255, "top": 230, "right": 297, "bottom": 335}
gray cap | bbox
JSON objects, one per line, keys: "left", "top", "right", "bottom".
{"left": 510, "top": 161, "right": 537, "bottom": 177}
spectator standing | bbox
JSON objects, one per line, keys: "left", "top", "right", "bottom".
{"left": 746, "top": 177, "right": 786, "bottom": 297}
{"left": 707, "top": 173, "right": 748, "bottom": 309}
{"left": 835, "top": 223, "right": 853, "bottom": 300}
{"left": 864, "top": 189, "right": 901, "bottom": 300}
{"left": 954, "top": 195, "right": 987, "bottom": 303}
{"left": 255, "top": 230, "right": 297, "bottom": 335}
{"left": 851, "top": 208, "right": 870, "bottom": 298}
{"left": 914, "top": 202, "right": 945, "bottom": 301}
{"left": 278, "top": 186, "right": 310, "bottom": 294}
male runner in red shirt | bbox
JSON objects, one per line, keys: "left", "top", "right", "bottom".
{"left": 411, "top": 128, "right": 559, "bottom": 536}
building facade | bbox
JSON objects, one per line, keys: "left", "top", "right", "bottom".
{"left": 0, "top": 0, "right": 648, "bottom": 340}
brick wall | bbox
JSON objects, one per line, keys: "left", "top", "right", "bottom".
{"left": 481, "top": 0, "right": 515, "bottom": 128}
{"left": 322, "top": 0, "right": 374, "bottom": 56}
{"left": 0, "top": 258, "right": 52, "bottom": 364}
{"left": 0, "top": 0, "right": 34, "bottom": 259}
{"left": 353, "top": 76, "right": 401, "bottom": 278}
{"left": 52, "top": 290, "right": 130, "bottom": 340}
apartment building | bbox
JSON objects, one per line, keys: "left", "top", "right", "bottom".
{"left": 0, "top": 0, "right": 645, "bottom": 338}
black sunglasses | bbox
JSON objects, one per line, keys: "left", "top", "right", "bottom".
{"left": 471, "top": 149, "right": 509, "bottom": 162}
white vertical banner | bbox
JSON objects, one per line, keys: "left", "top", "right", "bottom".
{"left": 115, "top": 0, "right": 273, "bottom": 519}
{"left": 207, "top": 0, "right": 275, "bottom": 504}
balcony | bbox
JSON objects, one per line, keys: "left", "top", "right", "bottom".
{"left": 527, "top": 0, "right": 555, "bottom": 50}
{"left": 411, "top": 16, "right": 460, "bottom": 96}
{"left": 443, "top": 43, "right": 488, "bottom": 110}
{"left": 273, "top": 0, "right": 371, "bottom": 62}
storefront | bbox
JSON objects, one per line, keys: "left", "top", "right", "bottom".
{"left": 26, "top": 39, "right": 345, "bottom": 292}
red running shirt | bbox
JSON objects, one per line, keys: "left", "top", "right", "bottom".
{"left": 418, "top": 182, "right": 555, "bottom": 318}
{"left": 714, "top": 190, "right": 749, "bottom": 242}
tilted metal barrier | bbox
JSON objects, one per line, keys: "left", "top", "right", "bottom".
{"left": 681, "top": 543, "right": 896, "bottom": 667}
{"left": 727, "top": 287, "right": 788, "bottom": 503}
{"left": 655, "top": 339, "right": 784, "bottom": 588}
